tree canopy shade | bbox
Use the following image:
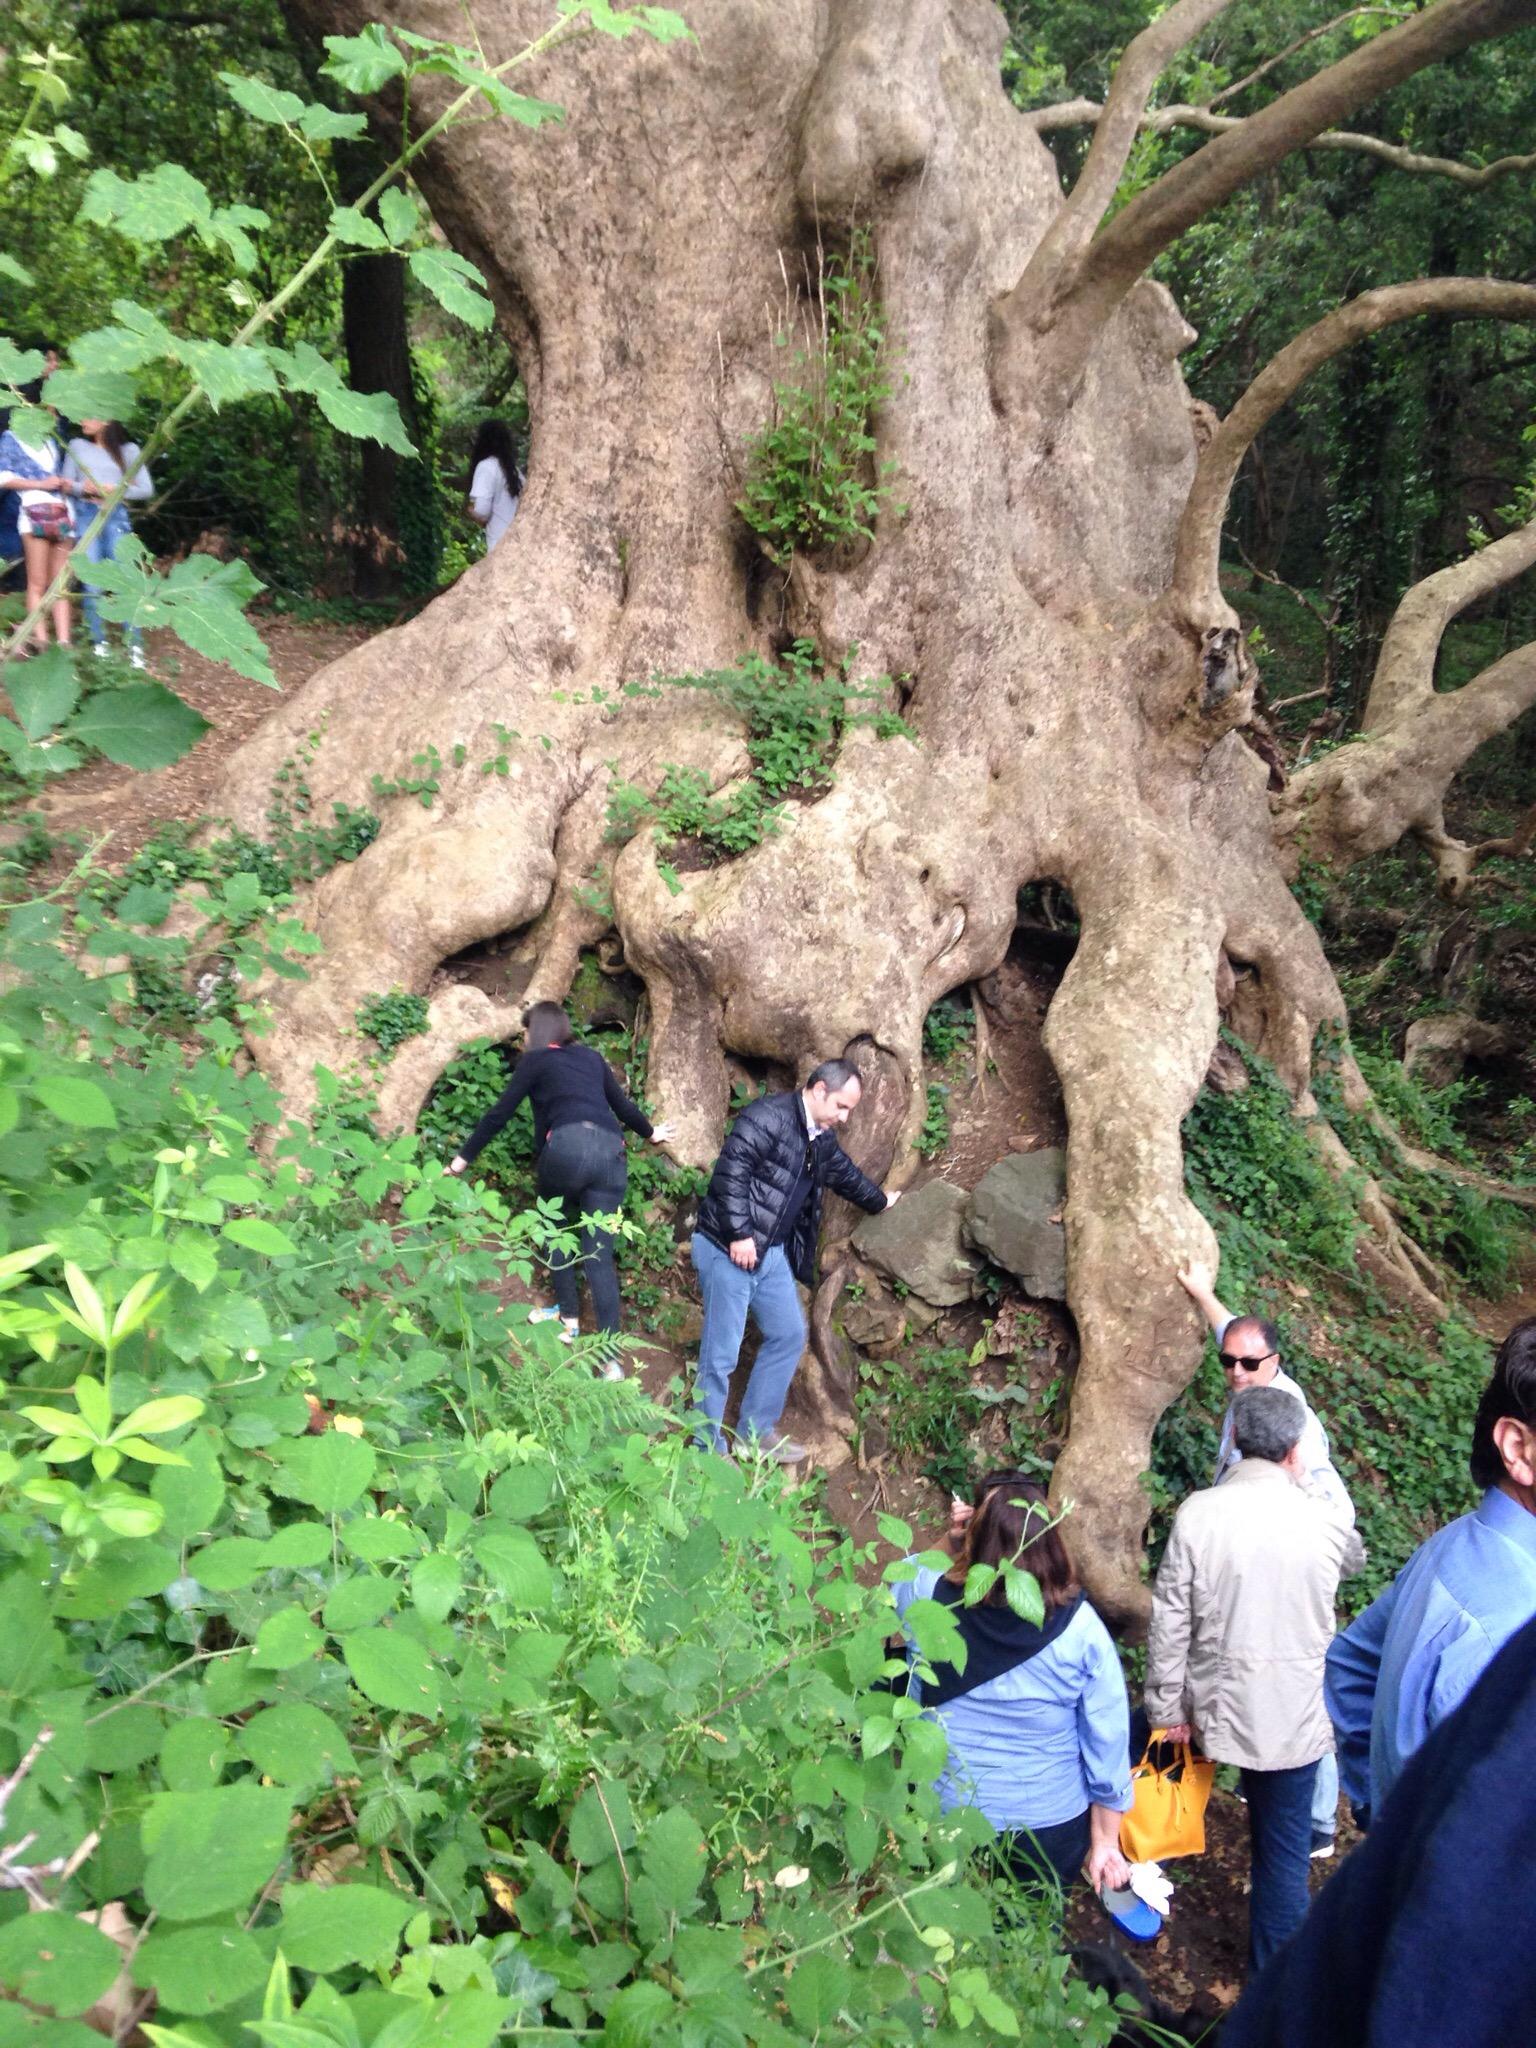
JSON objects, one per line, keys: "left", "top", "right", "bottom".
{"left": 181, "top": 0, "right": 1536, "bottom": 1618}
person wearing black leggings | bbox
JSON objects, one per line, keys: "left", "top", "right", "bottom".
{"left": 447, "top": 1002, "right": 674, "bottom": 1376}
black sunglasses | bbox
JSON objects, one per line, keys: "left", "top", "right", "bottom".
{"left": 1219, "top": 1350, "right": 1277, "bottom": 1373}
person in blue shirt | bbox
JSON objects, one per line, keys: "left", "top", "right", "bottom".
{"left": 1324, "top": 1315, "right": 1536, "bottom": 1826}
{"left": 1223, "top": 1610, "right": 1536, "bottom": 2048}
{"left": 891, "top": 1471, "right": 1134, "bottom": 1902}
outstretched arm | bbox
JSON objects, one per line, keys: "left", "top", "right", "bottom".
{"left": 1176, "top": 1258, "right": 1236, "bottom": 1337}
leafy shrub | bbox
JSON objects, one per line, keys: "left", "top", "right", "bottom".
{"left": 357, "top": 988, "right": 430, "bottom": 1058}
{"left": 916, "top": 1082, "right": 951, "bottom": 1159}
{"left": 737, "top": 231, "right": 902, "bottom": 563}
{"left": 608, "top": 640, "right": 909, "bottom": 861}
{"left": 923, "top": 996, "right": 975, "bottom": 1066}
{"left": 0, "top": 888, "right": 1119, "bottom": 2048}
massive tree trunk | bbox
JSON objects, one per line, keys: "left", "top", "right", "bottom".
{"left": 215, "top": 0, "right": 1536, "bottom": 1623}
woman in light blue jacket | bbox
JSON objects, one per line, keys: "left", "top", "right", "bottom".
{"left": 893, "top": 1471, "right": 1133, "bottom": 1899}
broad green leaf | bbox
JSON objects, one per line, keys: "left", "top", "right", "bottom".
{"left": 322, "top": 1574, "right": 397, "bottom": 1633}
{"left": 342, "top": 1515, "right": 421, "bottom": 1562}
{"left": 71, "top": 683, "right": 211, "bottom": 771}
{"left": 262, "top": 1521, "right": 332, "bottom": 1568}
{"left": 599, "top": 1983, "right": 674, "bottom": 2048}
{"left": 202, "top": 1173, "right": 265, "bottom": 1203}
{"left": 117, "top": 1394, "right": 202, "bottom": 1436}
{"left": 55, "top": 1541, "right": 179, "bottom": 1619}
{"left": 45, "top": 364, "right": 141, "bottom": 420}
{"left": 252, "top": 1605, "right": 324, "bottom": 1670}
{"left": 640, "top": 1805, "right": 707, "bottom": 1912}
{"left": 329, "top": 205, "right": 388, "bottom": 249}
{"left": 273, "top": 1431, "right": 375, "bottom": 1513}
{"left": 167, "top": 1233, "right": 220, "bottom": 1292}
{"left": 567, "top": 1778, "right": 635, "bottom": 1866}
{"left": 472, "top": 1524, "right": 552, "bottom": 1609}
{"left": 142, "top": 1784, "right": 294, "bottom": 1919}
{"left": 238, "top": 1702, "right": 358, "bottom": 1784}
{"left": 296, "top": 105, "right": 368, "bottom": 141}
{"left": 276, "top": 1883, "right": 415, "bottom": 1972}
{"left": 0, "top": 1912, "right": 124, "bottom": 2017}
{"left": 487, "top": 1463, "right": 553, "bottom": 1520}
{"left": 408, "top": 248, "right": 494, "bottom": 330}
{"left": 7, "top": 645, "right": 79, "bottom": 739}
{"left": 152, "top": 1433, "right": 225, "bottom": 1538}
{"left": 79, "top": 163, "right": 215, "bottom": 243}
{"left": 0, "top": 339, "right": 45, "bottom": 385}
{"left": 370, "top": 1992, "right": 503, "bottom": 2048}
{"left": 221, "top": 1216, "right": 297, "bottom": 1257}
{"left": 181, "top": 339, "right": 282, "bottom": 407}
{"left": 115, "top": 880, "right": 174, "bottom": 926}
{"left": 378, "top": 187, "right": 416, "bottom": 245}
{"left": 342, "top": 1629, "right": 440, "bottom": 1715}
{"left": 782, "top": 1954, "right": 844, "bottom": 2033}
{"left": 322, "top": 26, "right": 408, "bottom": 93}
{"left": 159, "top": 1717, "right": 231, "bottom": 1791}
{"left": 133, "top": 1924, "right": 268, "bottom": 2015}
{"left": 32, "top": 1071, "right": 117, "bottom": 1129}
{"left": 409, "top": 1552, "right": 463, "bottom": 1625}
{"left": 93, "top": 542, "right": 273, "bottom": 685}
{"left": 1002, "top": 1565, "right": 1045, "bottom": 1625}
{"left": 0, "top": 252, "right": 33, "bottom": 286}
{"left": 311, "top": 383, "right": 415, "bottom": 455}
{"left": 219, "top": 73, "right": 305, "bottom": 125}
{"left": 188, "top": 1535, "right": 269, "bottom": 1591}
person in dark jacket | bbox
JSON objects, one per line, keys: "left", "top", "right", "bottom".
{"left": 1221, "top": 1608, "right": 1536, "bottom": 2048}
{"left": 448, "top": 1002, "right": 674, "bottom": 1375}
{"left": 691, "top": 1058, "right": 899, "bottom": 1460}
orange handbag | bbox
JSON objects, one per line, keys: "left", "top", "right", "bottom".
{"left": 1119, "top": 1731, "right": 1217, "bottom": 1861}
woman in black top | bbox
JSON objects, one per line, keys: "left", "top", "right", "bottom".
{"left": 447, "top": 1002, "right": 674, "bottom": 1374}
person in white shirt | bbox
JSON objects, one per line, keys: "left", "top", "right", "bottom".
{"left": 0, "top": 391, "right": 73, "bottom": 651}
{"left": 63, "top": 417, "right": 154, "bottom": 668}
{"left": 1177, "top": 1257, "right": 1360, "bottom": 1859}
{"left": 465, "top": 419, "right": 521, "bottom": 552}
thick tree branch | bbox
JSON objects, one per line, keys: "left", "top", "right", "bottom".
{"left": 1079, "top": 0, "right": 1536, "bottom": 299}
{"left": 1017, "top": 0, "right": 1236, "bottom": 303}
{"left": 1173, "top": 279, "right": 1536, "bottom": 614}
{"left": 998, "top": 0, "right": 1536, "bottom": 413}
{"left": 1025, "top": 98, "right": 1536, "bottom": 190}
{"left": 1366, "top": 516, "right": 1536, "bottom": 726}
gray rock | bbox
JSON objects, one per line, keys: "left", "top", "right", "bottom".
{"left": 850, "top": 1180, "right": 979, "bottom": 1307}
{"left": 965, "top": 1148, "right": 1068, "bottom": 1300}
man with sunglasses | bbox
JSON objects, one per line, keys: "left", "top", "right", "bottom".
{"left": 1178, "top": 1258, "right": 1358, "bottom": 1860}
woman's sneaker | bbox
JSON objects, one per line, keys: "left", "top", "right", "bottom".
{"left": 528, "top": 1307, "right": 580, "bottom": 1344}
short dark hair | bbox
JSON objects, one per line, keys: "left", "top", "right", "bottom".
{"left": 1470, "top": 1318, "right": 1536, "bottom": 1489}
{"left": 523, "top": 1000, "right": 573, "bottom": 1047}
{"left": 946, "top": 1476, "right": 1079, "bottom": 1613}
{"left": 806, "top": 1057, "right": 860, "bottom": 1094}
{"left": 1231, "top": 1386, "right": 1305, "bottom": 1463}
{"left": 1225, "top": 1313, "right": 1282, "bottom": 1357}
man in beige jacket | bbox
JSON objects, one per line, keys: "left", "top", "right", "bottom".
{"left": 1146, "top": 1386, "right": 1354, "bottom": 1973}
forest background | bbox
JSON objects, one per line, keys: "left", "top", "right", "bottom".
{"left": 0, "top": 3, "right": 1534, "bottom": 2045}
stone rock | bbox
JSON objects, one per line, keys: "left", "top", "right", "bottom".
{"left": 840, "top": 1283, "right": 908, "bottom": 1351}
{"left": 965, "top": 1148, "right": 1068, "bottom": 1300}
{"left": 1203, "top": 1040, "right": 1250, "bottom": 1095}
{"left": 1403, "top": 1011, "right": 1515, "bottom": 1089}
{"left": 850, "top": 1179, "right": 979, "bottom": 1307}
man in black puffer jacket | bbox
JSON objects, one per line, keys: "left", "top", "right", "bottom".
{"left": 692, "top": 1058, "right": 900, "bottom": 1461}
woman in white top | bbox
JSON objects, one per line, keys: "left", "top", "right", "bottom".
{"left": 466, "top": 419, "right": 521, "bottom": 552}
{"left": 0, "top": 390, "right": 74, "bottom": 651}
{"left": 64, "top": 417, "right": 154, "bottom": 668}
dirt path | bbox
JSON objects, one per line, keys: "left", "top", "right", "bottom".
{"left": 28, "top": 616, "right": 373, "bottom": 863}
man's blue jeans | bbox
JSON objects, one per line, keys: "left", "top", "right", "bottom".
{"left": 690, "top": 1234, "right": 806, "bottom": 1450}
{"left": 1240, "top": 1759, "right": 1319, "bottom": 1972}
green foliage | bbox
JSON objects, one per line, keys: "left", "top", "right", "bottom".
{"left": 356, "top": 989, "right": 430, "bottom": 1059}
{"left": 858, "top": 1345, "right": 985, "bottom": 1498}
{"left": 915, "top": 1083, "right": 951, "bottom": 1160}
{"left": 607, "top": 640, "right": 910, "bottom": 862}
{"left": 923, "top": 996, "right": 975, "bottom": 1066}
{"left": 737, "top": 232, "right": 903, "bottom": 563}
{"left": 0, "top": 845, "right": 1120, "bottom": 2048}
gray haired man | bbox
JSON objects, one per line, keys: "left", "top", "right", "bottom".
{"left": 1146, "top": 1387, "right": 1354, "bottom": 1972}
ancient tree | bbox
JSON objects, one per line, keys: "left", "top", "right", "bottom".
{"left": 219, "top": 0, "right": 1536, "bottom": 1619}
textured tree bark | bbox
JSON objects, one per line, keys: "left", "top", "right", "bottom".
{"left": 213, "top": 0, "right": 1536, "bottom": 1622}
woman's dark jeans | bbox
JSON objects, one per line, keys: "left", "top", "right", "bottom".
{"left": 1001, "top": 1808, "right": 1091, "bottom": 1916}
{"left": 536, "top": 1122, "right": 627, "bottom": 1334}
